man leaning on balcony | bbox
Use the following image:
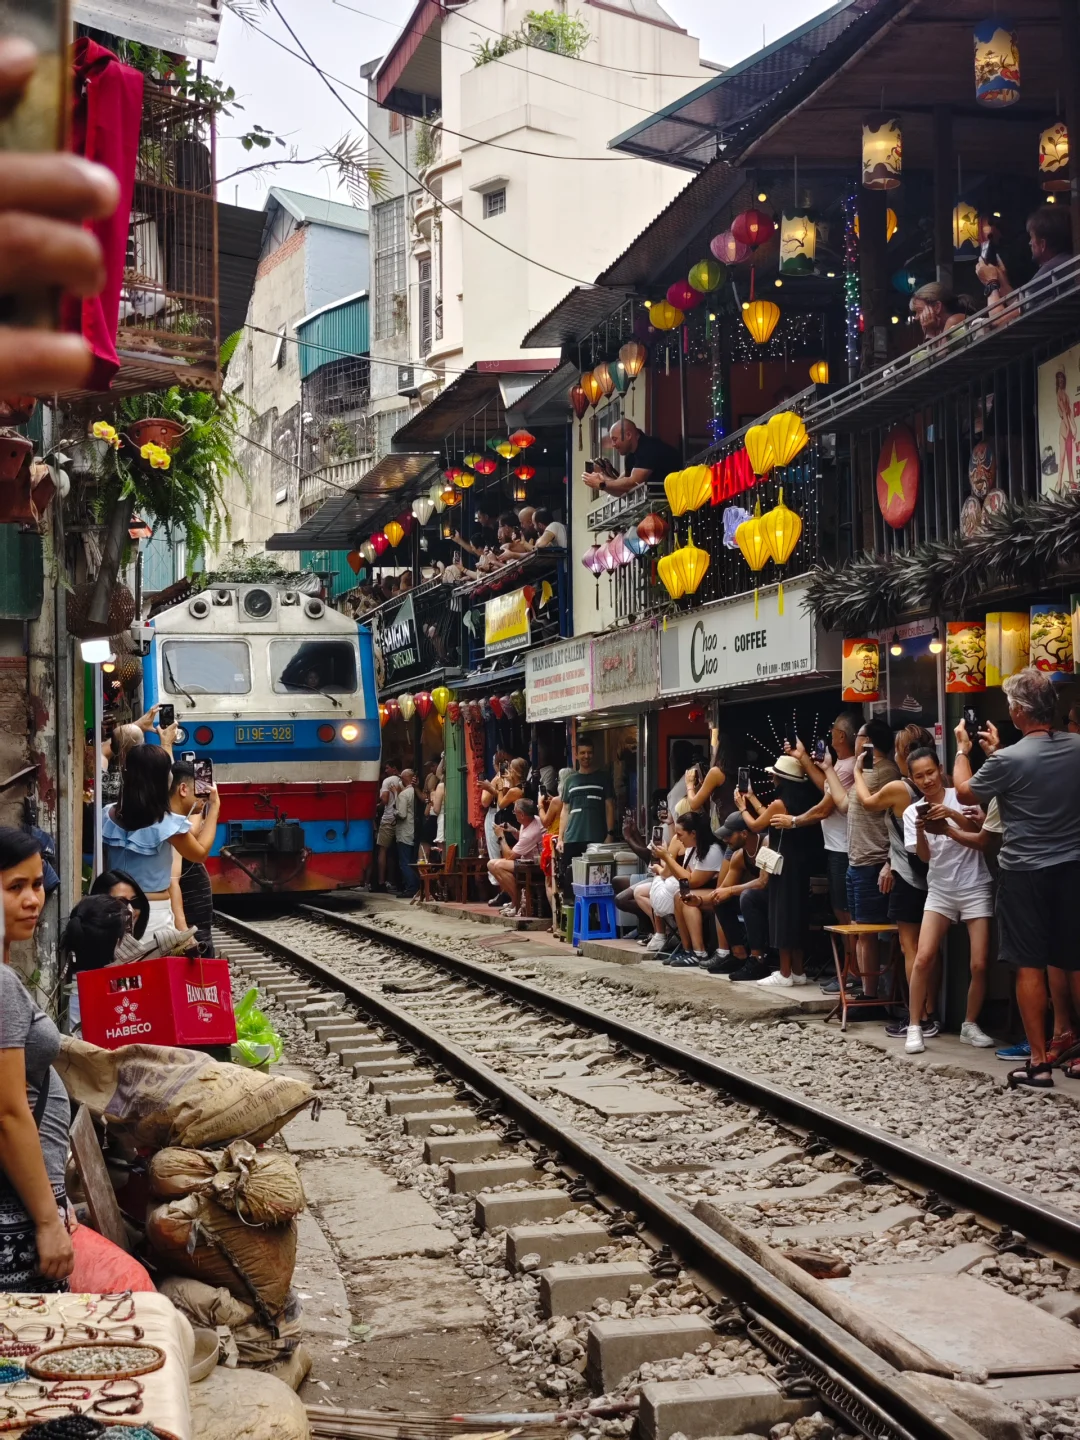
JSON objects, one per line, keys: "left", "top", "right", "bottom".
{"left": 583, "top": 419, "right": 681, "bottom": 499}
{"left": 977, "top": 204, "right": 1073, "bottom": 321}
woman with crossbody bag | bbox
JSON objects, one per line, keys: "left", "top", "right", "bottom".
{"left": 0, "top": 829, "right": 74, "bottom": 1291}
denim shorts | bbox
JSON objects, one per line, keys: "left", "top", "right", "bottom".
{"left": 846, "top": 861, "right": 890, "bottom": 925}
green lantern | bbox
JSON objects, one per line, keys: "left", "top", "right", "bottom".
{"left": 609, "top": 359, "right": 630, "bottom": 395}
{"left": 688, "top": 258, "right": 727, "bottom": 293}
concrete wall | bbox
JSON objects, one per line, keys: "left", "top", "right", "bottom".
{"left": 305, "top": 225, "right": 370, "bottom": 315}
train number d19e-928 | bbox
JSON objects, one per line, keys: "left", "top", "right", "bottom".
{"left": 143, "top": 584, "right": 380, "bottom": 895}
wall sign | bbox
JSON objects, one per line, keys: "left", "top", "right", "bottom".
{"left": 1037, "top": 342, "right": 1080, "bottom": 495}
{"left": 591, "top": 623, "right": 658, "bottom": 709}
{"left": 484, "top": 588, "right": 531, "bottom": 657}
{"left": 525, "top": 637, "right": 593, "bottom": 721}
{"left": 842, "top": 638, "right": 881, "bottom": 702}
{"left": 378, "top": 594, "right": 419, "bottom": 678}
{"left": 659, "top": 580, "right": 833, "bottom": 695}
{"left": 875, "top": 424, "right": 920, "bottom": 529}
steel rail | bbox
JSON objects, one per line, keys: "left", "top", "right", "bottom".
{"left": 293, "top": 904, "right": 1080, "bottom": 1261}
{"left": 218, "top": 911, "right": 983, "bottom": 1440}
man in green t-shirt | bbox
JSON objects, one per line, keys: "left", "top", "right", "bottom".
{"left": 556, "top": 738, "right": 617, "bottom": 896}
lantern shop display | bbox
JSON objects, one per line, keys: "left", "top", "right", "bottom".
{"left": 761, "top": 488, "right": 803, "bottom": 613}
{"left": 974, "top": 17, "right": 1020, "bottom": 108}
{"left": 664, "top": 465, "right": 711, "bottom": 517}
{"left": 985, "top": 611, "right": 1030, "bottom": 686}
{"left": 945, "top": 622, "right": 987, "bottom": 693}
{"left": 1040, "top": 122, "right": 1070, "bottom": 191}
{"left": 779, "top": 213, "right": 816, "bottom": 275}
{"left": 1030, "top": 603, "right": 1073, "bottom": 676}
{"left": 648, "top": 299, "right": 684, "bottom": 331}
{"left": 842, "top": 639, "right": 881, "bottom": 702}
{"left": 862, "top": 113, "right": 902, "bottom": 190}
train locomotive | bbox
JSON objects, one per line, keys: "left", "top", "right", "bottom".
{"left": 142, "top": 583, "right": 380, "bottom": 895}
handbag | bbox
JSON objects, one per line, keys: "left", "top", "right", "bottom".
{"left": 756, "top": 829, "right": 785, "bottom": 876}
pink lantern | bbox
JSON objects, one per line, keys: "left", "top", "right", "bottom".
{"left": 610, "top": 533, "right": 632, "bottom": 567}
{"left": 384, "top": 698, "right": 400, "bottom": 721}
{"left": 581, "top": 544, "right": 605, "bottom": 577}
{"left": 711, "top": 230, "right": 750, "bottom": 265}
{"left": 666, "top": 280, "right": 703, "bottom": 311}
{"left": 500, "top": 694, "right": 514, "bottom": 718}
{"left": 599, "top": 539, "right": 619, "bottom": 574}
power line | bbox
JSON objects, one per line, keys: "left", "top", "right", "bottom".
{"left": 262, "top": 2, "right": 600, "bottom": 289}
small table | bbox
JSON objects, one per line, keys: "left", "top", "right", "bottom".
{"left": 823, "top": 922, "right": 901, "bottom": 1031}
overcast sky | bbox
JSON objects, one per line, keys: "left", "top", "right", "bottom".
{"left": 212, "top": 1, "right": 836, "bottom": 210}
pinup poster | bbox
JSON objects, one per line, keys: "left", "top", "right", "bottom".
{"left": 1038, "top": 343, "right": 1080, "bottom": 495}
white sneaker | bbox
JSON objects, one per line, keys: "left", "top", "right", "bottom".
{"left": 790, "top": 974, "right": 808, "bottom": 987}
{"left": 961, "top": 1021, "right": 995, "bottom": 1048}
{"left": 905, "top": 1025, "right": 925, "bottom": 1055}
{"left": 757, "top": 971, "right": 793, "bottom": 988}
{"left": 645, "top": 933, "right": 666, "bottom": 952}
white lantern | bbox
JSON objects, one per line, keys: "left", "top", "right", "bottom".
{"left": 1040, "top": 121, "right": 1070, "bottom": 192}
{"left": 779, "top": 212, "right": 817, "bottom": 275}
{"left": 862, "top": 114, "right": 902, "bottom": 191}
{"left": 429, "top": 481, "right": 446, "bottom": 514}
{"left": 412, "top": 495, "right": 435, "bottom": 526}
{"left": 953, "top": 199, "right": 980, "bottom": 253}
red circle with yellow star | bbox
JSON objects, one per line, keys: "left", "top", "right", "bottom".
{"left": 875, "top": 424, "right": 920, "bottom": 529}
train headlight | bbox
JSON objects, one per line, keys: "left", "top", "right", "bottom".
{"left": 317, "top": 725, "right": 335, "bottom": 743}
{"left": 194, "top": 726, "right": 214, "bottom": 745}
{"left": 341, "top": 723, "right": 359, "bottom": 742}
{"left": 175, "top": 726, "right": 187, "bottom": 745}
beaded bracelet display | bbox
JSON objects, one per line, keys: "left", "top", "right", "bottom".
{"left": 28, "top": 1345, "right": 165, "bottom": 1382}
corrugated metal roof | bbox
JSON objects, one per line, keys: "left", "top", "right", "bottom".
{"left": 267, "top": 188, "right": 370, "bottom": 235}
{"left": 608, "top": 0, "right": 886, "bottom": 171}
{"left": 296, "top": 294, "right": 370, "bottom": 380}
{"left": 391, "top": 361, "right": 559, "bottom": 449}
{"left": 217, "top": 202, "right": 264, "bottom": 343}
{"left": 266, "top": 452, "right": 440, "bottom": 551}
{"left": 72, "top": 0, "right": 222, "bottom": 60}
{"left": 521, "top": 288, "right": 628, "bottom": 349}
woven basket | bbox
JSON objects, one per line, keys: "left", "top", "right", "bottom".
{"left": 66, "top": 581, "right": 136, "bottom": 641}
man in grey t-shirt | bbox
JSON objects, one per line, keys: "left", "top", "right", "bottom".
{"left": 957, "top": 668, "right": 1080, "bottom": 1087}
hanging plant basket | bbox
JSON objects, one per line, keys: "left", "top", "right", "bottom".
{"left": 0, "top": 434, "right": 33, "bottom": 483}
{"left": 0, "top": 467, "right": 35, "bottom": 523}
{"left": 0, "top": 396, "right": 36, "bottom": 426}
{"left": 126, "top": 418, "right": 186, "bottom": 454}
{"left": 66, "top": 581, "right": 136, "bottom": 641}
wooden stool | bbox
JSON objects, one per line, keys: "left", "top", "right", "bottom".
{"left": 515, "top": 861, "right": 547, "bottom": 918}
{"left": 823, "top": 922, "right": 901, "bottom": 1031}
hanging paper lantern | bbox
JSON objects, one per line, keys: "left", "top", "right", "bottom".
{"left": 429, "top": 482, "right": 446, "bottom": 513}
{"left": 666, "top": 280, "right": 703, "bottom": 311}
{"left": 609, "top": 533, "right": 632, "bottom": 568}
{"left": 624, "top": 528, "right": 648, "bottom": 558}
{"left": 378, "top": 703, "right": 389, "bottom": 728}
{"left": 974, "top": 18, "right": 1020, "bottom": 107}
{"left": 669, "top": 530, "right": 711, "bottom": 597}
{"left": 431, "top": 685, "right": 451, "bottom": 716}
{"left": 580, "top": 371, "right": 603, "bottom": 407}
{"left": 761, "top": 487, "right": 803, "bottom": 613}
{"left": 953, "top": 199, "right": 980, "bottom": 253}
{"left": 569, "top": 383, "right": 590, "bottom": 419}
{"left": 862, "top": 114, "right": 902, "bottom": 190}
{"left": 486, "top": 437, "right": 502, "bottom": 452}
{"left": 440, "top": 514, "right": 454, "bottom": 539}
{"left": 735, "top": 500, "right": 770, "bottom": 617}
{"left": 514, "top": 464, "right": 535, "bottom": 481}
{"left": 444, "top": 466, "right": 464, "bottom": 483}
{"left": 414, "top": 691, "right": 434, "bottom": 720}
{"left": 809, "top": 360, "right": 830, "bottom": 385}
{"left": 731, "top": 209, "right": 776, "bottom": 252}
{"left": 648, "top": 300, "right": 684, "bottom": 331}
{"left": 509, "top": 430, "right": 535, "bottom": 450}
{"left": 384, "top": 698, "right": 400, "bottom": 721}
{"left": 446, "top": 700, "right": 461, "bottom": 723}
{"left": 360, "top": 540, "right": 377, "bottom": 564}
{"left": 489, "top": 695, "right": 503, "bottom": 720}
{"left": 618, "top": 339, "right": 648, "bottom": 379}
{"left": 581, "top": 544, "right": 605, "bottom": 577}
{"left": 711, "top": 230, "right": 750, "bottom": 265}
{"left": 398, "top": 692, "right": 416, "bottom": 722}
{"left": 656, "top": 551, "right": 686, "bottom": 601}
{"left": 383, "top": 520, "right": 405, "bottom": 548}
{"left": 744, "top": 425, "right": 776, "bottom": 477}
{"left": 370, "top": 531, "right": 390, "bottom": 556}
{"left": 664, "top": 465, "right": 712, "bottom": 516}
{"left": 743, "top": 299, "right": 781, "bottom": 345}
{"left": 1040, "top": 122, "right": 1070, "bottom": 191}
{"left": 609, "top": 360, "right": 630, "bottom": 395}
{"left": 512, "top": 479, "right": 527, "bottom": 503}
{"left": 510, "top": 690, "right": 526, "bottom": 715}
{"left": 688, "top": 258, "right": 726, "bottom": 293}
{"left": 599, "top": 539, "right": 619, "bottom": 575}
{"left": 779, "top": 213, "right": 817, "bottom": 275}
{"left": 450, "top": 468, "right": 475, "bottom": 488}
{"left": 440, "top": 484, "right": 460, "bottom": 508}
{"left": 347, "top": 550, "right": 363, "bottom": 575}
{"left": 593, "top": 362, "right": 616, "bottom": 398}
{"left": 474, "top": 456, "right": 497, "bottom": 475}
{"left": 637, "top": 513, "right": 667, "bottom": 548}
{"left": 412, "top": 495, "right": 435, "bottom": 526}
{"left": 766, "top": 411, "right": 810, "bottom": 469}
{"left": 464, "top": 452, "right": 483, "bottom": 469}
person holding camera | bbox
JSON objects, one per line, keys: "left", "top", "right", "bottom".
{"left": 902, "top": 748, "right": 995, "bottom": 1055}
{"left": 582, "top": 419, "right": 681, "bottom": 499}
{"left": 678, "top": 812, "right": 768, "bottom": 975}
{"left": 487, "top": 798, "right": 544, "bottom": 917}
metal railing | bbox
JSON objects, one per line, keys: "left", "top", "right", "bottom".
{"left": 298, "top": 456, "right": 375, "bottom": 521}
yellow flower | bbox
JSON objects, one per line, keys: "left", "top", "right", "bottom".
{"left": 140, "top": 441, "right": 157, "bottom": 460}
{"left": 149, "top": 449, "right": 171, "bottom": 471}
{"left": 93, "top": 421, "right": 117, "bottom": 442}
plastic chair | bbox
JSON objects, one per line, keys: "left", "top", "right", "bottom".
{"left": 572, "top": 884, "right": 618, "bottom": 947}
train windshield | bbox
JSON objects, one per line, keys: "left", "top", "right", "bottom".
{"left": 161, "top": 640, "right": 251, "bottom": 695}
{"left": 270, "top": 639, "right": 358, "bottom": 695}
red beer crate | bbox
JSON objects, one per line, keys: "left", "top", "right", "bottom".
{"left": 78, "top": 956, "right": 237, "bottom": 1050}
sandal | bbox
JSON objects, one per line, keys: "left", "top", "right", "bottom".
{"left": 1008, "top": 1062, "right": 1055, "bottom": 1090}
{"left": 1062, "top": 1059, "right": 1080, "bottom": 1080}
{"left": 1047, "top": 1031, "right": 1080, "bottom": 1065}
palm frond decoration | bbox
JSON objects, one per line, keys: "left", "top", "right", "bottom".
{"left": 323, "top": 133, "right": 390, "bottom": 206}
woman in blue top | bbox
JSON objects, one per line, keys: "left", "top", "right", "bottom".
{"left": 103, "top": 746, "right": 220, "bottom": 930}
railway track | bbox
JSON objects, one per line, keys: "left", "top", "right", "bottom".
{"left": 214, "top": 905, "right": 1080, "bottom": 1440}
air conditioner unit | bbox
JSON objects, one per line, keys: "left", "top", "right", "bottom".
{"left": 397, "top": 365, "right": 419, "bottom": 397}
{"left": 239, "top": 585, "right": 277, "bottom": 621}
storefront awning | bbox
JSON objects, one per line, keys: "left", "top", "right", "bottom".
{"left": 265, "top": 452, "right": 440, "bottom": 551}
{"left": 521, "top": 289, "right": 629, "bottom": 349}
{"left": 391, "top": 361, "right": 560, "bottom": 450}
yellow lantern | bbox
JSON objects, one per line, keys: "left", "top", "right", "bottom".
{"left": 431, "top": 685, "right": 451, "bottom": 716}
{"left": 669, "top": 529, "right": 710, "bottom": 597}
{"left": 397, "top": 692, "right": 416, "bottom": 722}
{"left": 862, "top": 113, "right": 902, "bottom": 190}
{"left": 744, "top": 425, "right": 776, "bottom": 478}
{"left": 766, "top": 411, "right": 809, "bottom": 469}
{"left": 619, "top": 339, "right": 648, "bottom": 378}
{"left": 761, "top": 487, "right": 803, "bottom": 613}
{"left": 1040, "top": 122, "right": 1070, "bottom": 192}
{"left": 384, "top": 520, "right": 404, "bottom": 548}
{"left": 649, "top": 300, "right": 684, "bottom": 331}
{"left": 735, "top": 499, "right": 770, "bottom": 617}
{"left": 593, "top": 362, "right": 615, "bottom": 398}
{"left": 580, "top": 370, "right": 603, "bottom": 407}
{"left": 664, "top": 465, "right": 711, "bottom": 517}
{"left": 809, "top": 360, "right": 829, "bottom": 385}
{"left": 743, "top": 300, "right": 780, "bottom": 345}
{"left": 663, "top": 470, "right": 685, "bottom": 514}
{"left": 953, "top": 199, "right": 980, "bottom": 252}
{"left": 657, "top": 550, "right": 687, "bottom": 601}
{"left": 464, "top": 452, "right": 483, "bottom": 469}
{"left": 496, "top": 441, "right": 521, "bottom": 459}
{"left": 452, "top": 469, "right": 475, "bottom": 488}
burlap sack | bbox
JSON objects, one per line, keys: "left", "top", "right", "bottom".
{"left": 158, "top": 1276, "right": 304, "bottom": 1367}
{"left": 150, "top": 1141, "right": 305, "bottom": 1226}
{"left": 147, "top": 1194, "right": 297, "bottom": 1315}
{"left": 57, "top": 1036, "right": 314, "bottom": 1149}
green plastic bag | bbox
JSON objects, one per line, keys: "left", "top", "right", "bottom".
{"left": 231, "top": 987, "right": 283, "bottom": 1069}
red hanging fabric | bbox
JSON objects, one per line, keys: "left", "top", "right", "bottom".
{"left": 61, "top": 38, "right": 143, "bottom": 391}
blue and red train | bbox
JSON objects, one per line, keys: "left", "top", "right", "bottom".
{"left": 142, "top": 583, "right": 380, "bottom": 895}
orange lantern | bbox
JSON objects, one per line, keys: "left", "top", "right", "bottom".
{"left": 743, "top": 300, "right": 781, "bottom": 344}
{"left": 378, "top": 704, "right": 389, "bottom": 728}
{"left": 593, "top": 362, "right": 615, "bottom": 399}
{"left": 509, "top": 430, "right": 535, "bottom": 449}
{"left": 514, "top": 464, "right": 535, "bottom": 481}
{"left": 618, "top": 339, "right": 648, "bottom": 379}
{"left": 580, "top": 370, "right": 603, "bottom": 407}
{"left": 347, "top": 550, "right": 363, "bottom": 575}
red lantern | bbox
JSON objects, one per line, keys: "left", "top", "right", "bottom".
{"left": 414, "top": 691, "right": 433, "bottom": 721}
{"left": 637, "top": 513, "right": 667, "bottom": 548}
{"left": 514, "top": 464, "right": 535, "bottom": 481}
{"left": 384, "top": 698, "right": 400, "bottom": 720}
{"left": 509, "top": 430, "right": 535, "bottom": 449}
{"left": 370, "top": 532, "right": 390, "bottom": 556}
{"left": 474, "top": 457, "right": 497, "bottom": 475}
{"left": 569, "top": 384, "right": 589, "bottom": 420}
{"left": 447, "top": 700, "right": 461, "bottom": 722}
{"left": 667, "top": 280, "right": 703, "bottom": 311}
{"left": 347, "top": 550, "right": 363, "bottom": 574}
{"left": 731, "top": 209, "right": 775, "bottom": 250}
{"left": 489, "top": 696, "right": 503, "bottom": 720}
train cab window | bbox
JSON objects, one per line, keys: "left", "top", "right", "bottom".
{"left": 270, "top": 640, "right": 358, "bottom": 695}
{"left": 162, "top": 640, "right": 251, "bottom": 695}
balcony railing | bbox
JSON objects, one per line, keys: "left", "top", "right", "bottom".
{"left": 361, "top": 575, "right": 463, "bottom": 692}
{"left": 453, "top": 550, "right": 569, "bottom": 671}
{"left": 299, "top": 455, "right": 375, "bottom": 521}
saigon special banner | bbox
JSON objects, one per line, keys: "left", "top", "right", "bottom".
{"left": 484, "top": 588, "right": 531, "bottom": 656}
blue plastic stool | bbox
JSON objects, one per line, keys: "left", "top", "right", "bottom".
{"left": 572, "top": 884, "right": 618, "bottom": 947}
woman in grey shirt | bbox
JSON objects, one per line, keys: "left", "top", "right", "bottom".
{"left": 0, "top": 828, "right": 74, "bottom": 1291}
